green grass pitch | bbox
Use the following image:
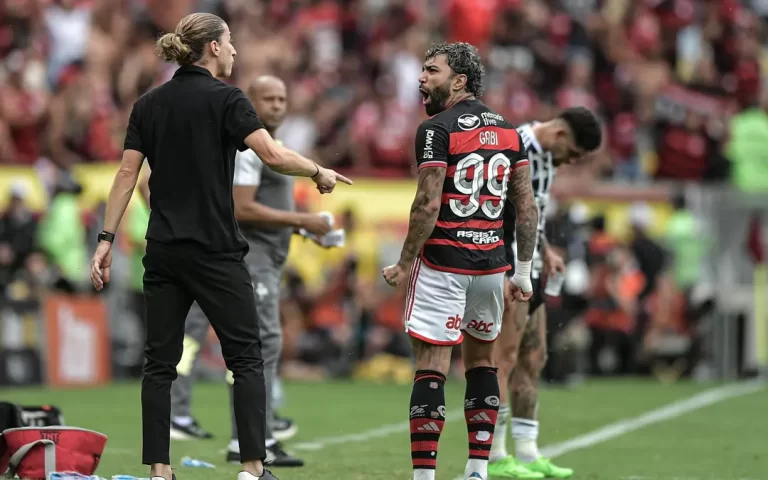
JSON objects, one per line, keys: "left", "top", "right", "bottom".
{"left": 3, "top": 379, "right": 766, "bottom": 479}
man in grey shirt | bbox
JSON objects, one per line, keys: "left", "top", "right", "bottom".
{"left": 169, "top": 76, "right": 332, "bottom": 467}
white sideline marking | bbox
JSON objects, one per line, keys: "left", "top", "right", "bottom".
{"left": 448, "top": 381, "right": 764, "bottom": 480}
{"left": 292, "top": 411, "right": 466, "bottom": 451}
{"left": 539, "top": 380, "right": 764, "bottom": 459}
{"left": 292, "top": 381, "right": 764, "bottom": 454}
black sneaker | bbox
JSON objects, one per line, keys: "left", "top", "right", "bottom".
{"left": 266, "top": 442, "right": 304, "bottom": 467}
{"left": 226, "top": 442, "right": 304, "bottom": 467}
{"left": 272, "top": 414, "right": 298, "bottom": 442}
{"left": 170, "top": 419, "right": 213, "bottom": 440}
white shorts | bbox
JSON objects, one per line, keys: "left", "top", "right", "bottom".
{"left": 404, "top": 258, "right": 505, "bottom": 345}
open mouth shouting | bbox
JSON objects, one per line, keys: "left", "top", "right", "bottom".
{"left": 419, "top": 86, "right": 431, "bottom": 105}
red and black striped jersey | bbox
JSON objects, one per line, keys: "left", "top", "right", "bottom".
{"left": 414, "top": 99, "right": 529, "bottom": 275}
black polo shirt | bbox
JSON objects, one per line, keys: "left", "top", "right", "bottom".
{"left": 124, "top": 65, "right": 264, "bottom": 253}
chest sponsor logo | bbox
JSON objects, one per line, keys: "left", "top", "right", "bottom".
{"left": 456, "top": 230, "right": 500, "bottom": 245}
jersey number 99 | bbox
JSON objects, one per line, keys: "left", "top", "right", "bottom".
{"left": 449, "top": 152, "right": 511, "bottom": 219}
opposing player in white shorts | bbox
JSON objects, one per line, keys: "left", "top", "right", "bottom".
{"left": 381, "top": 42, "right": 539, "bottom": 480}
{"left": 488, "top": 108, "right": 603, "bottom": 479}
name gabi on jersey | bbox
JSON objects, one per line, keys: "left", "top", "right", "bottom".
{"left": 478, "top": 130, "right": 499, "bottom": 146}
{"left": 423, "top": 129, "right": 435, "bottom": 159}
{"left": 456, "top": 229, "right": 500, "bottom": 245}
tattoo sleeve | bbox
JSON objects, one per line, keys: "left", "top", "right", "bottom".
{"left": 398, "top": 166, "right": 446, "bottom": 266}
{"left": 508, "top": 165, "right": 538, "bottom": 262}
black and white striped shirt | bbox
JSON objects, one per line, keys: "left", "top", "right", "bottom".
{"left": 518, "top": 122, "right": 555, "bottom": 240}
{"left": 503, "top": 123, "right": 556, "bottom": 272}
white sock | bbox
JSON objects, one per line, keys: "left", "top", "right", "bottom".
{"left": 464, "top": 458, "right": 488, "bottom": 479}
{"left": 173, "top": 416, "right": 193, "bottom": 427}
{"left": 489, "top": 403, "right": 511, "bottom": 462}
{"left": 511, "top": 418, "right": 539, "bottom": 462}
{"left": 232, "top": 438, "right": 276, "bottom": 454}
{"left": 413, "top": 469, "right": 435, "bottom": 480}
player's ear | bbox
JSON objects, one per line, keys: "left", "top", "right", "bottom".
{"left": 452, "top": 73, "right": 467, "bottom": 93}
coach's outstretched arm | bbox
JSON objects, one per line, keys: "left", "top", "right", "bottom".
{"left": 244, "top": 129, "right": 352, "bottom": 193}
{"left": 232, "top": 148, "right": 333, "bottom": 237}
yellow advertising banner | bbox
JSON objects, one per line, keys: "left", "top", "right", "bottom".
{"left": 0, "top": 166, "right": 49, "bottom": 212}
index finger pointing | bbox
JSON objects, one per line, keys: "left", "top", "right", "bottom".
{"left": 335, "top": 172, "right": 353, "bottom": 185}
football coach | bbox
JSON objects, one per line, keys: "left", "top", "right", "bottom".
{"left": 89, "top": 12, "right": 351, "bottom": 480}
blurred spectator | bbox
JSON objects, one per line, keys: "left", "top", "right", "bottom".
{"left": 726, "top": 81, "right": 768, "bottom": 192}
{"left": 628, "top": 202, "right": 667, "bottom": 304}
{"left": 47, "top": 61, "right": 119, "bottom": 168}
{"left": 36, "top": 173, "right": 86, "bottom": 292}
{"left": 350, "top": 75, "right": 417, "bottom": 175}
{"left": 0, "top": 50, "right": 48, "bottom": 164}
{"left": 586, "top": 245, "right": 645, "bottom": 375}
{"left": 0, "top": 0, "right": 763, "bottom": 183}
{"left": 44, "top": 0, "right": 92, "bottom": 88}
{"left": 586, "top": 214, "right": 615, "bottom": 266}
{"left": 0, "top": 182, "right": 38, "bottom": 288}
{"left": 5, "top": 249, "right": 52, "bottom": 303}
{"left": 663, "top": 191, "right": 709, "bottom": 294}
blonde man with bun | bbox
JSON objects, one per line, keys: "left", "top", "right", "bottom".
{"left": 90, "top": 12, "right": 352, "bottom": 480}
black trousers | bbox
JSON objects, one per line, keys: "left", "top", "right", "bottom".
{"left": 141, "top": 241, "right": 266, "bottom": 465}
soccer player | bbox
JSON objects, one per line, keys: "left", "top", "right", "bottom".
{"left": 382, "top": 42, "right": 538, "bottom": 480}
{"left": 488, "top": 108, "right": 602, "bottom": 479}
{"left": 166, "top": 76, "right": 333, "bottom": 466}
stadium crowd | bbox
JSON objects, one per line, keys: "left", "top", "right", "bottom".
{"left": 2, "top": 0, "right": 768, "bottom": 184}
{"left": 2, "top": 0, "right": 768, "bottom": 386}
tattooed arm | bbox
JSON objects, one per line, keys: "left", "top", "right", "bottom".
{"left": 508, "top": 164, "right": 538, "bottom": 262}
{"left": 382, "top": 120, "right": 449, "bottom": 289}
{"left": 397, "top": 166, "right": 446, "bottom": 267}
{"left": 395, "top": 119, "right": 450, "bottom": 267}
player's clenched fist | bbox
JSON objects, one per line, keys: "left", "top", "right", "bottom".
{"left": 508, "top": 260, "right": 533, "bottom": 301}
{"left": 382, "top": 263, "right": 407, "bottom": 287}
{"left": 507, "top": 276, "right": 533, "bottom": 302}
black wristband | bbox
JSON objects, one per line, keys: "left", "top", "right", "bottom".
{"left": 311, "top": 163, "right": 320, "bottom": 178}
{"left": 98, "top": 231, "right": 115, "bottom": 243}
